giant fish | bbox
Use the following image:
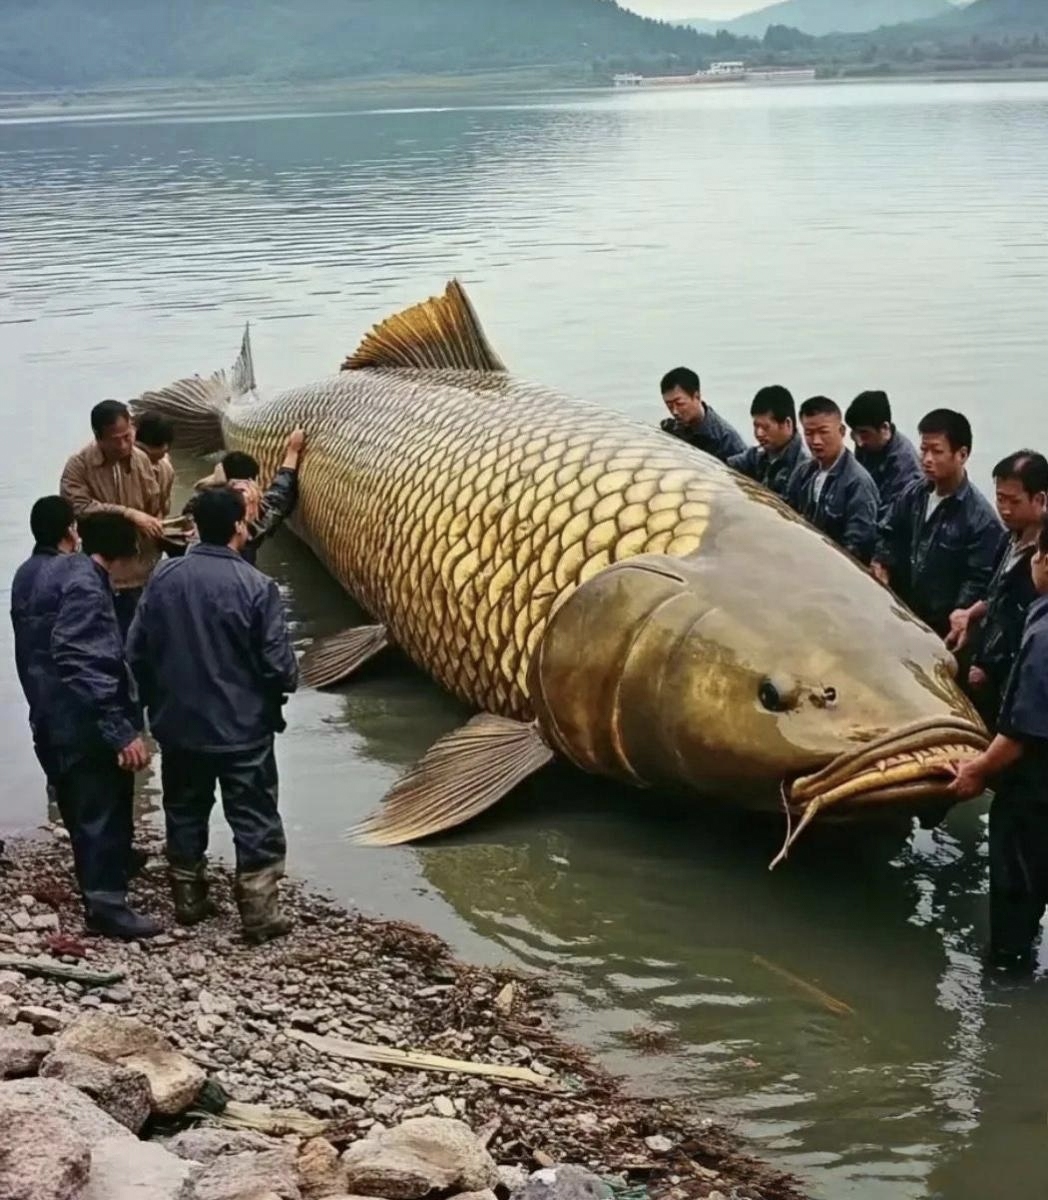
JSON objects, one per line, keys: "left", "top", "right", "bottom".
{"left": 135, "top": 281, "right": 988, "bottom": 864}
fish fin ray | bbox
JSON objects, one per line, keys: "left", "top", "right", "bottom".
{"left": 130, "top": 324, "right": 253, "bottom": 455}
{"left": 342, "top": 279, "right": 506, "bottom": 373}
{"left": 300, "top": 624, "right": 390, "bottom": 690}
{"left": 350, "top": 714, "right": 552, "bottom": 846}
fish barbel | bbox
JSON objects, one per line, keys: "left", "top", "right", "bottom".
{"left": 134, "top": 281, "right": 987, "bottom": 864}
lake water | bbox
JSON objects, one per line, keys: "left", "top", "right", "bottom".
{"left": 3, "top": 79, "right": 1048, "bottom": 1198}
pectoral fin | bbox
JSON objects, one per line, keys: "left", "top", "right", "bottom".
{"left": 351, "top": 714, "right": 553, "bottom": 846}
{"left": 300, "top": 625, "right": 390, "bottom": 689}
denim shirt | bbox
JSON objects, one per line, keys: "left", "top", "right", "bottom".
{"left": 785, "top": 448, "right": 880, "bottom": 564}
{"left": 728, "top": 434, "right": 809, "bottom": 499}
{"left": 660, "top": 405, "right": 746, "bottom": 464}
{"left": 875, "top": 477, "right": 1004, "bottom": 637}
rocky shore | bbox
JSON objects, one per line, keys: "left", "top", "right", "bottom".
{"left": 0, "top": 831, "right": 807, "bottom": 1200}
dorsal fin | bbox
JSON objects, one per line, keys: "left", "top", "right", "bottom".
{"left": 342, "top": 279, "right": 506, "bottom": 373}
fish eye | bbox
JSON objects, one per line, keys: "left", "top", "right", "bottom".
{"left": 759, "top": 678, "right": 787, "bottom": 712}
{"left": 823, "top": 686, "right": 838, "bottom": 705}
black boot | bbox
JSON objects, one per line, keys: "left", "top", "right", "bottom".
{"left": 84, "top": 892, "right": 163, "bottom": 941}
{"left": 235, "top": 860, "right": 292, "bottom": 946}
{"left": 169, "top": 861, "right": 218, "bottom": 927}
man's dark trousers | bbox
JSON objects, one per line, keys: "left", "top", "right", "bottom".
{"left": 112, "top": 587, "right": 142, "bottom": 643}
{"left": 47, "top": 748, "right": 134, "bottom": 899}
{"left": 988, "top": 785, "right": 1048, "bottom": 960}
{"left": 161, "top": 738, "right": 286, "bottom": 872}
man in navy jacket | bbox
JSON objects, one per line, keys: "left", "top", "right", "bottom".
{"left": 128, "top": 487, "right": 299, "bottom": 943}
{"left": 14, "top": 511, "right": 158, "bottom": 940}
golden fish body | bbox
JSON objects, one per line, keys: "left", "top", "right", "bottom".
{"left": 136, "top": 282, "right": 986, "bottom": 857}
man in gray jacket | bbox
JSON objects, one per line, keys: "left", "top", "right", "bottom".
{"left": 127, "top": 488, "right": 299, "bottom": 943}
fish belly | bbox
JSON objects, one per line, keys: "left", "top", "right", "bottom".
{"left": 223, "top": 368, "right": 740, "bottom": 719}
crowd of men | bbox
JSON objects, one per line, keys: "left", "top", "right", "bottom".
{"left": 660, "top": 368, "right": 1048, "bottom": 973}
{"left": 8, "top": 376, "right": 1048, "bottom": 973}
{"left": 11, "top": 400, "right": 305, "bottom": 943}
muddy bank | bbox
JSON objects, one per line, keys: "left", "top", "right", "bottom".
{"left": 0, "top": 831, "right": 806, "bottom": 1200}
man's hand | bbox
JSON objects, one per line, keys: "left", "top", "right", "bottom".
{"left": 947, "top": 758, "right": 988, "bottom": 801}
{"left": 281, "top": 428, "right": 306, "bottom": 469}
{"left": 117, "top": 737, "right": 150, "bottom": 772}
{"left": 128, "top": 510, "right": 164, "bottom": 540}
{"left": 871, "top": 561, "right": 891, "bottom": 587}
{"left": 968, "top": 665, "right": 989, "bottom": 689}
{"left": 945, "top": 607, "right": 973, "bottom": 652}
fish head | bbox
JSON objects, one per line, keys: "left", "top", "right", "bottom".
{"left": 531, "top": 538, "right": 987, "bottom": 833}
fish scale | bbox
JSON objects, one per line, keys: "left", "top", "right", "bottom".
{"left": 222, "top": 369, "right": 726, "bottom": 720}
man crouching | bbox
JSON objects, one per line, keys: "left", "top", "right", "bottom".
{"left": 128, "top": 488, "right": 299, "bottom": 944}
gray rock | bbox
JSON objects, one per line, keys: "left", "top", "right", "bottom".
{"left": 0, "top": 970, "right": 22, "bottom": 995}
{"left": 0, "top": 1078, "right": 133, "bottom": 1142}
{"left": 197, "top": 1014, "right": 226, "bottom": 1039}
{"left": 342, "top": 1118, "right": 498, "bottom": 1200}
{"left": 305, "top": 1091, "right": 334, "bottom": 1117}
{"left": 100, "top": 986, "right": 132, "bottom": 1004}
{"left": 16, "top": 1005, "right": 66, "bottom": 1034}
{"left": 432, "top": 1095, "right": 456, "bottom": 1119}
{"left": 118, "top": 1049, "right": 206, "bottom": 1115}
{"left": 192, "top": 1149, "right": 301, "bottom": 1200}
{"left": 163, "top": 1127, "right": 283, "bottom": 1164}
{"left": 0, "top": 1111, "right": 91, "bottom": 1200}
{"left": 0, "top": 995, "right": 17, "bottom": 1025}
{"left": 497, "top": 1165, "right": 528, "bottom": 1193}
{"left": 10, "top": 911, "right": 31, "bottom": 931}
{"left": 451, "top": 1192, "right": 497, "bottom": 1200}
{"left": 513, "top": 1166, "right": 613, "bottom": 1200}
{"left": 31, "top": 913, "right": 60, "bottom": 931}
{"left": 40, "top": 1049, "right": 152, "bottom": 1133}
{"left": 82, "top": 1135, "right": 196, "bottom": 1200}
{"left": 643, "top": 1135, "right": 673, "bottom": 1154}
{"left": 0, "top": 1024, "right": 53, "bottom": 1078}
{"left": 57, "top": 1012, "right": 172, "bottom": 1061}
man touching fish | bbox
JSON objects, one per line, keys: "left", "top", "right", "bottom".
{"left": 133, "top": 281, "right": 987, "bottom": 864}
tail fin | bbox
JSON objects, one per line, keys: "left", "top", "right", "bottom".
{"left": 131, "top": 325, "right": 255, "bottom": 455}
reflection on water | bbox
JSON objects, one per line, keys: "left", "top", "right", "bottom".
{"left": 4, "top": 80, "right": 1048, "bottom": 1199}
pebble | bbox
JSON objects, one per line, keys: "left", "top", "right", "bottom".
{"left": 433, "top": 1095, "right": 456, "bottom": 1118}
{"left": 31, "top": 913, "right": 60, "bottom": 931}
{"left": 644, "top": 1135, "right": 674, "bottom": 1154}
{"left": 10, "top": 911, "right": 31, "bottom": 931}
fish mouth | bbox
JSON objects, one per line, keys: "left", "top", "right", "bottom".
{"left": 770, "top": 715, "right": 989, "bottom": 869}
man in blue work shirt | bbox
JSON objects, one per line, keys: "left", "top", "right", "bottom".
{"left": 15, "top": 512, "right": 159, "bottom": 940}
{"left": 128, "top": 488, "right": 299, "bottom": 944}
{"left": 845, "top": 390, "right": 923, "bottom": 518}
{"left": 659, "top": 367, "right": 746, "bottom": 464}
{"left": 950, "top": 513, "right": 1048, "bottom": 973}
{"left": 872, "top": 409, "right": 1003, "bottom": 640}
{"left": 785, "top": 396, "right": 880, "bottom": 564}
{"left": 728, "top": 385, "right": 808, "bottom": 499}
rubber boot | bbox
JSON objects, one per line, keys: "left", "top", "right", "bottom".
{"left": 235, "top": 860, "right": 292, "bottom": 946}
{"left": 84, "top": 892, "right": 163, "bottom": 941}
{"left": 169, "top": 861, "right": 218, "bottom": 927}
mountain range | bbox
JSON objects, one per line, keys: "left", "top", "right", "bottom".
{"left": 678, "top": 0, "right": 955, "bottom": 37}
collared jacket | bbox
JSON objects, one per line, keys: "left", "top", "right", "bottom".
{"left": 60, "top": 441, "right": 162, "bottom": 591}
{"left": 874, "top": 477, "right": 1004, "bottom": 637}
{"left": 972, "top": 536, "right": 1039, "bottom": 689}
{"left": 660, "top": 406, "right": 746, "bottom": 464}
{"left": 16, "top": 553, "right": 139, "bottom": 759}
{"left": 728, "top": 434, "right": 809, "bottom": 499}
{"left": 127, "top": 543, "right": 298, "bottom": 753}
{"left": 996, "top": 595, "right": 1048, "bottom": 797}
{"left": 854, "top": 427, "right": 923, "bottom": 518}
{"left": 154, "top": 455, "right": 176, "bottom": 518}
{"left": 177, "top": 467, "right": 299, "bottom": 566}
{"left": 785, "top": 448, "right": 880, "bottom": 564}
{"left": 11, "top": 545, "right": 64, "bottom": 701}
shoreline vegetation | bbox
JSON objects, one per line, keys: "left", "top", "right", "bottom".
{"left": 2, "top": 64, "right": 1048, "bottom": 121}
{"left": 0, "top": 830, "right": 808, "bottom": 1200}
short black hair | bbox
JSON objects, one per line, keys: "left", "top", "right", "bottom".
{"left": 30, "top": 496, "right": 75, "bottom": 549}
{"left": 751, "top": 386, "right": 795, "bottom": 425}
{"left": 78, "top": 513, "right": 138, "bottom": 561}
{"left": 993, "top": 450, "right": 1048, "bottom": 496}
{"left": 90, "top": 400, "right": 130, "bottom": 437}
{"left": 845, "top": 390, "right": 892, "bottom": 431}
{"left": 799, "top": 396, "right": 842, "bottom": 421}
{"left": 221, "top": 451, "right": 260, "bottom": 482}
{"left": 918, "top": 409, "right": 972, "bottom": 454}
{"left": 193, "top": 487, "right": 246, "bottom": 546}
{"left": 135, "top": 412, "right": 175, "bottom": 450}
{"left": 660, "top": 367, "right": 700, "bottom": 397}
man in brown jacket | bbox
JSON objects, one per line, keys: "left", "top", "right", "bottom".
{"left": 61, "top": 400, "right": 165, "bottom": 638}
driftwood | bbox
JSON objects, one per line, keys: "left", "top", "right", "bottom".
{"left": 189, "top": 1099, "right": 328, "bottom": 1138}
{"left": 287, "top": 1029, "right": 560, "bottom": 1091}
{"left": 751, "top": 954, "right": 854, "bottom": 1017}
{"left": 0, "top": 955, "right": 125, "bottom": 987}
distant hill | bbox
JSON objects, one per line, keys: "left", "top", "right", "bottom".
{"left": 936, "top": 0, "right": 1048, "bottom": 31}
{"left": 0, "top": 0, "right": 742, "bottom": 89}
{"left": 678, "top": 0, "right": 953, "bottom": 37}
